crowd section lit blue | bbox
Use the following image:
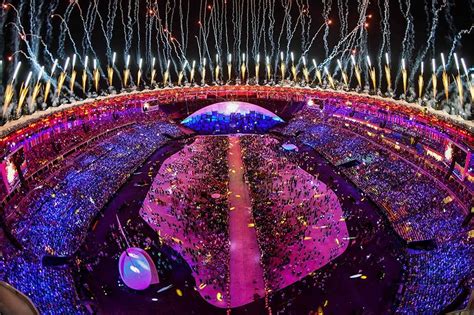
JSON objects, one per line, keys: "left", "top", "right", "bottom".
{"left": 277, "top": 105, "right": 473, "bottom": 313}
{"left": 0, "top": 121, "right": 183, "bottom": 313}
{"left": 182, "top": 110, "right": 284, "bottom": 134}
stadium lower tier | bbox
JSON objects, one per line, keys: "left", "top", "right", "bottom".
{"left": 0, "top": 103, "right": 472, "bottom": 314}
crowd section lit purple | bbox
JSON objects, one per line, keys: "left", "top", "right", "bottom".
{"left": 276, "top": 104, "right": 473, "bottom": 312}
{"left": 0, "top": 116, "right": 183, "bottom": 314}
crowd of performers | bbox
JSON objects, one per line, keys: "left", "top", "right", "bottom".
{"left": 277, "top": 105, "right": 473, "bottom": 313}
{"left": 140, "top": 136, "right": 232, "bottom": 306}
{"left": 240, "top": 135, "right": 348, "bottom": 291}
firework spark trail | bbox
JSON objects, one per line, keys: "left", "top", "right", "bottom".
{"left": 134, "top": 0, "right": 143, "bottom": 69}
{"left": 337, "top": 0, "right": 348, "bottom": 38}
{"left": 4, "top": 4, "right": 52, "bottom": 78}
{"left": 321, "top": 20, "right": 366, "bottom": 69}
{"left": 220, "top": 0, "right": 226, "bottom": 70}
{"left": 145, "top": 0, "right": 152, "bottom": 66}
{"left": 411, "top": 0, "right": 447, "bottom": 85}
{"left": 246, "top": 0, "right": 250, "bottom": 66}
{"left": 198, "top": 0, "right": 215, "bottom": 80}
{"left": 82, "top": 2, "right": 96, "bottom": 57}
{"left": 273, "top": 0, "right": 292, "bottom": 81}
{"left": 50, "top": 15, "right": 83, "bottom": 70}
{"left": 231, "top": 0, "right": 236, "bottom": 58}
{"left": 238, "top": 0, "right": 244, "bottom": 64}
{"left": 162, "top": 0, "right": 185, "bottom": 77}
{"left": 14, "top": 1, "right": 25, "bottom": 64}
{"left": 267, "top": 0, "right": 276, "bottom": 66}
{"left": 298, "top": 0, "right": 313, "bottom": 55}
{"left": 260, "top": 0, "right": 273, "bottom": 56}
{"left": 9, "top": 31, "right": 56, "bottom": 79}
{"left": 119, "top": 0, "right": 137, "bottom": 85}
{"left": 410, "top": 0, "right": 447, "bottom": 81}
{"left": 57, "top": 3, "right": 74, "bottom": 59}
{"left": 90, "top": 0, "right": 112, "bottom": 61}
{"left": 82, "top": 3, "right": 101, "bottom": 62}
{"left": 283, "top": 0, "right": 297, "bottom": 60}
{"left": 152, "top": 2, "right": 166, "bottom": 73}
{"left": 165, "top": 1, "right": 181, "bottom": 75}
{"left": 446, "top": 26, "right": 474, "bottom": 67}
{"left": 223, "top": 0, "right": 230, "bottom": 58}
{"left": 250, "top": 0, "right": 258, "bottom": 58}
{"left": 209, "top": 0, "right": 223, "bottom": 72}
{"left": 286, "top": 3, "right": 309, "bottom": 61}
{"left": 423, "top": 0, "right": 430, "bottom": 34}
{"left": 4, "top": 1, "right": 26, "bottom": 80}
{"left": 106, "top": 0, "right": 119, "bottom": 61}
{"left": 196, "top": 0, "right": 205, "bottom": 70}
{"left": 179, "top": 0, "right": 190, "bottom": 58}
{"left": 151, "top": 2, "right": 165, "bottom": 75}
{"left": 444, "top": 0, "right": 457, "bottom": 43}
{"left": 377, "top": 0, "right": 391, "bottom": 88}
{"left": 355, "top": 0, "right": 369, "bottom": 82}
{"left": 234, "top": 0, "right": 241, "bottom": 69}
{"left": 445, "top": 25, "right": 474, "bottom": 108}
{"left": 301, "top": 21, "right": 331, "bottom": 59}
{"left": 256, "top": 0, "right": 268, "bottom": 59}
{"left": 322, "top": 0, "right": 333, "bottom": 57}
{"left": 394, "top": 0, "right": 415, "bottom": 93}
{"left": 119, "top": 0, "right": 133, "bottom": 56}
{"left": 29, "top": 0, "right": 37, "bottom": 53}
{"left": 28, "top": 0, "right": 45, "bottom": 57}
{"left": 44, "top": 0, "right": 59, "bottom": 62}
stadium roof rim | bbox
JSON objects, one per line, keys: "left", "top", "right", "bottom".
{"left": 0, "top": 86, "right": 472, "bottom": 139}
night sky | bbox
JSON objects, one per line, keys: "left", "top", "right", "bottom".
{"left": 0, "top": 0, "right": 473, "bottom": 82}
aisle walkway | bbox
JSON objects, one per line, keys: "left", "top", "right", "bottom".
{"left": 227, "top": 136, "right": 266, "bottom": 307}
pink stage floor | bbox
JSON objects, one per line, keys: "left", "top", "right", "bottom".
{"left": 140, "top": 136, "right": 348, "bottom": 308}
{"left": 227, "top": 136, "right": 266, "bottom": 307}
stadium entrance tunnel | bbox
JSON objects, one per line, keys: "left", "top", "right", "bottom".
{"left": 181, "top": 101, "right": 285, "bottom": 134}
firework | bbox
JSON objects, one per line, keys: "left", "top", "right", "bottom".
{"left": 384, "top": 53, "right": 392, "bottom": 92}
{"left": 280, "top": 51, "right": 286, "bottom": 84}
{"left": 123, "top": 54, "right": 131, "bottom": 88}
{"left": 44, "top": 59, "right": 57, "bottom": 104}
{"left": 57, "top": 57, "right": 70, "bottom": 97}
{"left": 418, "top": 62, "right": 424, "bottom": 99}
{"left": 151, "top": 57, "right": 157, "bottom": 85}
{"left": 441, "top": 53, "right": 449, "bottom": 101}
{"left": 30, "top": 66, "right": 44, "bottom": 110}
{"left": 351, "top": 55, "right": 362, "bottom": 89}
{"left": 93, "top": 59, "right": 100, "bottom": 92}
{"left": 241, "top": 54, "right": 246, "bottom": 83}
{"left": 16, "top": 71, "right": 32, "bottom": 116}
{"left": 108, "top": 52, "right": 116, "bottom": 87}
{"left": 82, "top": 56, "right": 89, "bottom": 94}
{"left": 227, "top": 54, "right": 232, "bottom": 82}
{"left": 401, "top": 58, "right": 408, "bottom": 96}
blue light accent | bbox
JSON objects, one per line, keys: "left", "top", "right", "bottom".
{"left": 182, "top": 102, "right": 284, "bottom": 134}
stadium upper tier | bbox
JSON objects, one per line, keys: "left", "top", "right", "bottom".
{"left": 0, "top": 85, "right": 472, "bottom": 210}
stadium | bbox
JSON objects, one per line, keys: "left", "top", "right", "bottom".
{"left": 0, "top": 1, "right": 473, "bottom": 314}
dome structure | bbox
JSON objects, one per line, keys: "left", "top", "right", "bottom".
{"left": 118, "top": 248, "right": 159, "bottom": 291}
{"left": 181, "top": 101, "right": 284, "bottom": 134}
